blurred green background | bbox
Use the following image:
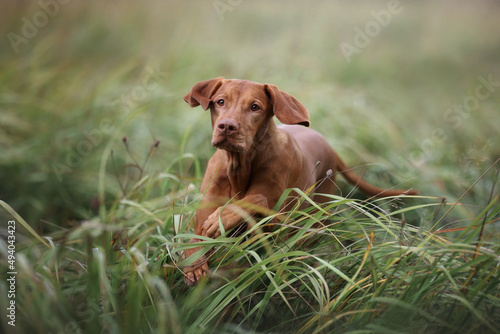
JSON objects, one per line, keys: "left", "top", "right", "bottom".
{"left": 1, "top": 0, "right": 499, "bottom": 229}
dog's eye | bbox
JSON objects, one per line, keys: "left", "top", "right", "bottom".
{"left": 251, "top": 104, "right": 260, "bottom": 111}
{"left": 216, "top": 99, "right": 225, "bottom": 106}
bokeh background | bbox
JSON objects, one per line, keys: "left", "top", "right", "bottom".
{"left": 1, "top": 1, "right": 500, "bottom": 333}
{"left": 1, "top": 0, "right": 499, "bottom": 229}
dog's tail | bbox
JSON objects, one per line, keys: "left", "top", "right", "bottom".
{"left": 335, "top": 152, "right": 418, "bottom": 198}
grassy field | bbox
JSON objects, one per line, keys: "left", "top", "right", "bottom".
{"left": 1, "top": 1, "right": 499, "bottom": 333}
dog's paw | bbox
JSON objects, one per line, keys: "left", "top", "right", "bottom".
{"left": 184, "top": 257, "right": 210, "bottom": 286}
{"left": 201, "top": 205, "right": 241, "bottom": 238}
{"left": 201, "top": 210, "right": 224, "bottom": 238}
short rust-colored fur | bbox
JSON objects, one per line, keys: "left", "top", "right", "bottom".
{"left": 182, "top": 77, "right": 417, "bottom": 285}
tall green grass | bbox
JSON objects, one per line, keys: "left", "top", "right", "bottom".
{"left": 1, "top": 147, "right": 499, "bottom": 333}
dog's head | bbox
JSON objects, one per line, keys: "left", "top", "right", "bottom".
{"left": 184, "top": 77, "right": 310, "bottom": 152}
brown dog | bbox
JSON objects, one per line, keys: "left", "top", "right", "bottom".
{"left": 182, "top": 77, "right": 417, "bottom": 286}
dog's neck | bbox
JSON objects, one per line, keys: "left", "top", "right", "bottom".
{"left": 224, "top": 120, "right": 278, "bottom": 198}
{"left": 224, "top": 150, "right": 251, "bottom": 198}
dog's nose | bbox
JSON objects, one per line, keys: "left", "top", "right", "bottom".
{"left": 217, "top": 119, "right": 239, "bottom": 136}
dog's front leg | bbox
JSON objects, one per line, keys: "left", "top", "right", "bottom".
{"left": 201, "top": 194, "right": 268, "bottom": 238}
{"left": 183, "top": 238, "right": 209, "bottom": 286}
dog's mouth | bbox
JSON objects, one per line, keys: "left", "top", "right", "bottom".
{"left": 211, "top": 135, "right": 245, "bottom": 152}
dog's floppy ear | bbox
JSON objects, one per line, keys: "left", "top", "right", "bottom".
{"left": 184, "top": 77, "right": 225, "bottom": 110}
{"left": 265, "top": 84, "right": 310, "bottom": 127}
